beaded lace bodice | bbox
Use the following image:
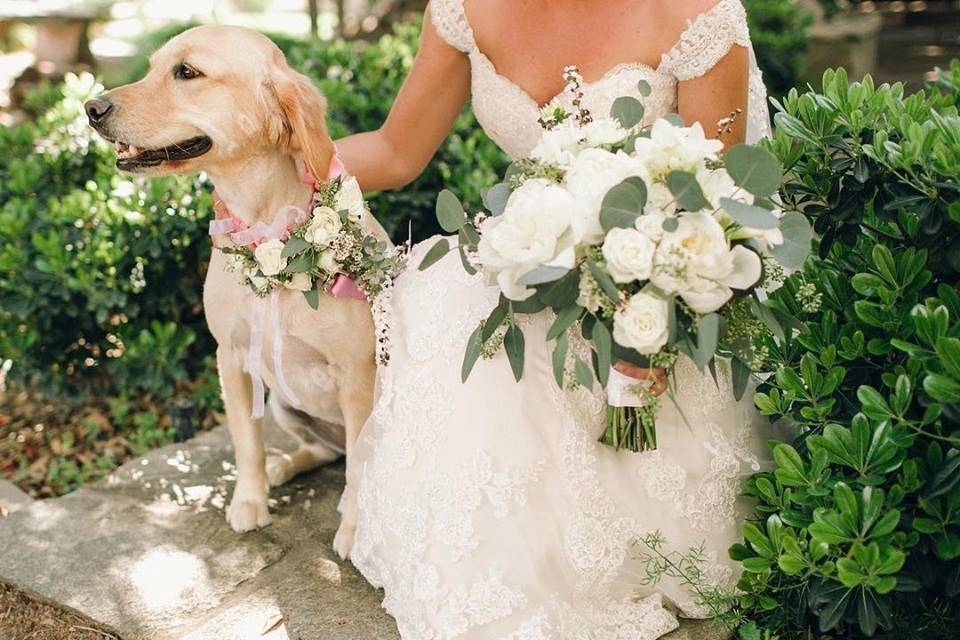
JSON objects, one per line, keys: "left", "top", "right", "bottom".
{"left": 430, "top": 0, "right": 767, "bottom": 160}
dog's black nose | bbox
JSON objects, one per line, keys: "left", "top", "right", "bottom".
{"left": 84, "top": 97, "right": 114, "bottom": 124}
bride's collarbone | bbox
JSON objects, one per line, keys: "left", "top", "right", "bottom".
{"left": 463, "top": 0, "right": 700, "bottom": 103}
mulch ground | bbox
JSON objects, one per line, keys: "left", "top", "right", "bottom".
{"left": 0, "top": 579, "right": 122, "bottom": 640}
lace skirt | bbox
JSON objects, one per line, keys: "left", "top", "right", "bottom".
{"left": 346, "top": 237, "right": 774, "bottom": 640}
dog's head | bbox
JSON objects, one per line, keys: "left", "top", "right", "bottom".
{"left": 85, "top": 25, "right": 334, "bottom": 180}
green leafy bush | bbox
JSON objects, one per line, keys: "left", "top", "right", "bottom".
{"left": 733, "top": 67, "right": 960, "bottom": 639}
{"left": 742, "top": 0, "right": 813, "bottom": 99}
{"left": 0, "top": 73, "right": 215, "bottom": 397}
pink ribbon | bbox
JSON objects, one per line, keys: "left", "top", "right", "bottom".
{"left": 330, "top": 274, "right": 367, "bottom": 301}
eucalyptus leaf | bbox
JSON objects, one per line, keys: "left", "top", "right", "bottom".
{"left": 511, "top": 294, "right": 548, "bottom": 314}
{"left": 303, "top": 287, "right": 320, "bottom": 310}
{"left": 547, "top": 306, "right": 582, "bottom": 341}
{"left": 286, "top": 252, "right": 314, "bottom": 273}
{"left": 462, "top": 325, "right": 484, "bottom": 382}
{"left": 457, "top": 236, "right": 477, "bottom": 276}
{"left": 587, "top": 260, "right": 621, "bottom": 302}
{"left": 482, "top": 299, "right": 509, "bottom": 342}
{"left": 281, "top": 236, "right": 311, "bottom": 259}
{"left": 663, "top": 113, "right": 685, "bottom": 127}
{"left": 611, "top": 96, "right": 646, "bottom": 129}
{"left": 732, "top": 358, "right": 752, "bottom": 401}
{"left": 720, "top": 197, "right": 780, "bottom": 230}
{"left": 725, "top": 144, "right": 783, "bottom": 198}
{"left": 575, "top": 357, "right": 594, "bottom": 390}
{"left": 662, "top": 216, "right": 679, "bottom": 232}
{"left": 637, "top": 80, "right": 652, "bottom": 97}
{"left": 694, "top": 313, "right": 721, "bottom": 367}
{"left": 552, "top": 333, "right": 569, "bottom": 387}
{"left": 482, "top": 183, "right": 512, "bottom": 216}
{"left": 600, "top": 177, "right": 648, "bottom": 232}
{"left": 771, "top": 212, "right": 814, "bottom": 270}
{"left": 419, "top": 237, "right": 451, "bottom": 271}
{"left": 518, "top": 265, "right": 571, "bottom": 286}
{"left": 504, "top": 324, "right": 526, "bottom": 382}
{"left": 592, "top": 320, "right": 613, "bottom": 388}
{"left": 666, "top": 171, "right": 712, "bottom": 211}
{"left": 436, "top": 189, "right": 466, "bottom": 233}
{"left": 538, "top": 269, "right": 581, "bottom": 309}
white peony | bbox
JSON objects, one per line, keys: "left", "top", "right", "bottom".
{"left": 650, "top": 212, "right": 762, "bottom": 314}
{"left": 304, "top": 206, "right": 343, "bottom": 247}
{"left": 336, "top": 176, "right": 366, "bottom": 222}
{"left": 613, "top": 291, "right": 670, "bottom": 355}
{"left": 531, "top": 122, "right": 585, "bottom": 166}
{"left": 582, "top": 118, "right": 629, "bottom": 147}
{"left": 602, "top": 227, "right": 655, "bottom": 283}
{"left": 698, "top": 167, "right": 751, "bottom": 209}
{"left": 633, "top": 119, "right": 724, "bottom": 179}
{"left": 563, "top": 148, "right": 649, "bottom": 244}
{"left": 284, "top": 272, "right": 312, "bottom": 291}
{"left": 477, "top": 179, "right": 582, "bottom": 301}
{"left": 317, "top": 249, "right": 340, "bottom": 274}
{"left": 254, "top": 239, "right": 287, "bottom": 277}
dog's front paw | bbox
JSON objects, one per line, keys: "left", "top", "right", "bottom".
{"left": 227, "top": 485, "right": 272, "bottom": 532}
{"left": 333, "top": 519, "right": 357, "bottom": 560}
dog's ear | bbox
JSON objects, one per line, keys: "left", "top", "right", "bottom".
{"left": 266, "top": 58, "right": 335, "bottom": 182}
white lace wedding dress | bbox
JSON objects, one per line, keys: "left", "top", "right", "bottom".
{"left": 347, "top": 1, "right": 775, "bottom": 638}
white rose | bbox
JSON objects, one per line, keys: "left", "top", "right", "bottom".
{"left": 284, "top": 272, "right": 312, "bottom": 291}
{"left": 636, "top": 209, "right": 668, "bottom": 243}
{"left": 633, "top": 119, "right": 724, "bottom": 179}
{"left": 304, "top": 206, "right": 342, "bottom": 247}
{"left": 582, "top": 118, "right": 628, "bottom": 146}
{"left": 336, "top": 176, "right": 366, "bottom": 222}
{"left": 602, "top": 227, "right": 655, "bottom": 283}
{"left": 651, "top": 212, "right": 762, "bottom": 314}
{"left": 531, "top": 122, "right": 585, "bottom": 165}
{"left": 317, "top": 249, "right": 340, "bottom": 273}
{"left": 563, "top": 149, "right": 649, "bottom": 244}
{"left": 613, "top": 291, "right": 669, "bottom": 355}
{"left": 477, "top": 179, "right": 582, "bottom": 301}
{"left": 254, "top": 239, "right": 287, "bottom": 277}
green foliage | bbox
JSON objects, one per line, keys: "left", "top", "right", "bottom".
{"left": 734, "top": 66, "right": 960, "bottom": 639}
{"left": 0, "top": 72, "right": 215, "bottom": 397}
{"left": 742, "top": 0, "right": 813, "bottom": 98}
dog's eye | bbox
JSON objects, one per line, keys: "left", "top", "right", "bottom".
{"left": 174, "top": 63, "right": 202, "bottom": 81}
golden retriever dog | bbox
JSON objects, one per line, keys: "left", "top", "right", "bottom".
{"left": 85, "top": 25, "right": 384, "bottom": 557}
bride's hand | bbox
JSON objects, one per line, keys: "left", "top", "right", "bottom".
{"left": 614, "top": 362, "right": 668, "bottom": 397}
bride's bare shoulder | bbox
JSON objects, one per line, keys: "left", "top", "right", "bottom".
{"left": 654, "top": 0, "right": 728, "bottom": 25}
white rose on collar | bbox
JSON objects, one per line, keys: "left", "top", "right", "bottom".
{"left": 305, "top": 206, "right": 343, "bottom": 247}
{"left": 254, "top": 239, "right": 287, "bottom": 277}
{"left": 336, "top": 176, "right": 366, "bottom": 222}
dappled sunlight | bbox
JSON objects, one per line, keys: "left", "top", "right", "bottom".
{"left": 123, "top": 545, "right": 213, "bottom": 613}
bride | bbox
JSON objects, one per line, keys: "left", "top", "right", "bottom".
{"left": 335, "top": 0, "right": 774, "bottom": 637}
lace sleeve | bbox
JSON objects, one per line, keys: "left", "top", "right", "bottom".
{"left": 658, "top": 0, "right": 751, "bottom": 82}
{"left": 429, "top": 0, "right": 475, "bottom": 53}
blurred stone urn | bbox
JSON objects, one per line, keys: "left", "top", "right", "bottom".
{"left": 800, "top": 0, "right": 882, "bottom": 84}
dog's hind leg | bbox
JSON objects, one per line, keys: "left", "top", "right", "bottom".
{"left": 266, "top": 393, "right": 341, "bottom": 487}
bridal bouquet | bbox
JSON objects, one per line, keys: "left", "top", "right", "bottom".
{"left": 421, "top": 67, "right": 811, "bottom": 451}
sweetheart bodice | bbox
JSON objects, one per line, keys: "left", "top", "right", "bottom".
{"left": 430, "top": 0, "right": 768, "bottom": 159}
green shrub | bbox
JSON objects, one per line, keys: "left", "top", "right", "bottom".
{"left": 732, "top": 68, "right": 960, "bottom": 639}
{"left": 0, "top": 73, "right": 215, "bottom": 397}
{"left": 742, "top": 0, "right": 813, "bottom": 99}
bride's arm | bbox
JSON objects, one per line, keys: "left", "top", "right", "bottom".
{"left": 677, "top": 45, "right": 750, "bottom": 150}
{"left": 334, "top": 12, "right": 471, "bottom": 192}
